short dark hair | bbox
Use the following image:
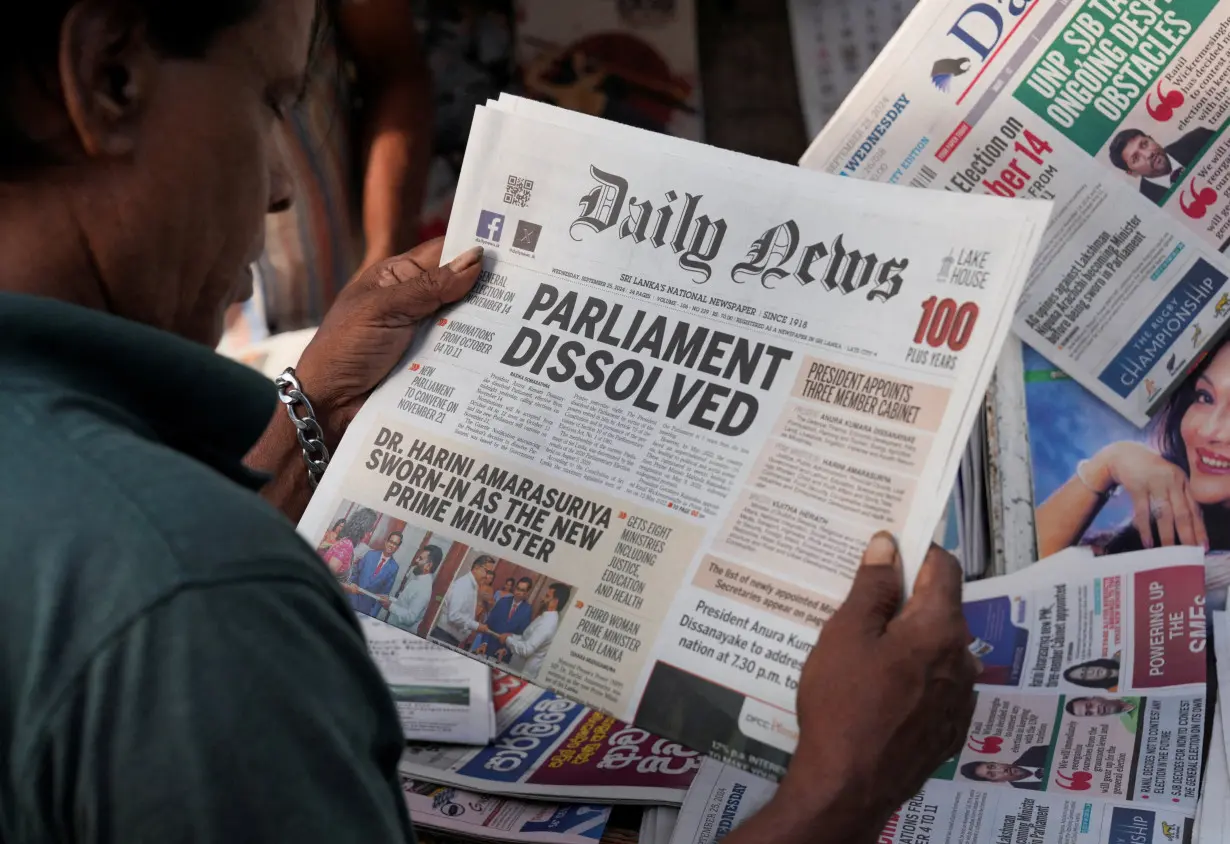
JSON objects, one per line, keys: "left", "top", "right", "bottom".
{"left": 472, "top": 554, "right": 496, "bottom": 571}
{"left": 960, "top": 761, "right": 989, "bottom": 781}
{"left": 420, "top": 545, "right": 443, "bottom": 568}
{"left": 387, "top": 531, "right": 404, "bottom": 544}
{"left": 1108, "top": 128, "right": 1146, "bottom": 171}
{"left": 548, "top": 583, "right": 571, "bottom": 605}
{"left": 0, "top": 1, "right": 331, "bottom": 179}
{"left": 516, "top": 577, "right": 534, "bottom": 590}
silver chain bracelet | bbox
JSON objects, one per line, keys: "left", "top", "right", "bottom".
{"left": 274, "top": 367, "right": 331, "bottom": 490}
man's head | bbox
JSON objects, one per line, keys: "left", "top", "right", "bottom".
{"left": 382, "top": 531, "right": 403, "bottom": 557}
{"left": 546, "top": 583, "right": 570, "bottom": 612}
{"left": 514, "top": 577, "right": 533, "bottom": 602}
{"left": 0, "top": 0, "right": 321, "bottom": 344}
{"left": 960, "top": 761, "right": 1031, "bottom": 783}
{"left": 414, "top": 545, "right": 443, "bottom": 574}
{"left": 1109, "top": 128, "right": 1171, "bottom": 178}
{"left": 1066, "top": 697, "right": 1134, "bottom": 717}
{"left": 471, "top": 555, "right": 496, "bottom": 579}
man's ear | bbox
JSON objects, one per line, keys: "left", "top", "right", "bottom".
{"left": 57, "top": 0, "right": 158, "bottom": 158}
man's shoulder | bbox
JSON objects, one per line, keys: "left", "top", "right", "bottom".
{"left": 3, "top": 390, "right": 324, "bottom": 577}
{"left": 0, "top": 383, "right": 342, "bottom": 701}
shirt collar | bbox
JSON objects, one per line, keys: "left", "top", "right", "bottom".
{"left": 0, "top": 293, "right": 275, "bottom": 488}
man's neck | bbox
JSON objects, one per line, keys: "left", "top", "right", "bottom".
{"left": 0, "top": 182, "right": 107, "bottom": 309}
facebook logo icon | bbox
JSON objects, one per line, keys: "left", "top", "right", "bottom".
{"left": 477, "top": 210, "right": 505, "bottom": 243}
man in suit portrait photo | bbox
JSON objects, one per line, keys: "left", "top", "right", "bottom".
{"left": 959, "top": 745, "right": 1049, "bottom": 790}
{"left": 472, "top": 576, "right": 534, "bottom": 662}
{"left": 344, "top": 530, "right": 403, "bottom": 617}
{"left": 1109, "top": 125, "right": 1215, "bottom": 205}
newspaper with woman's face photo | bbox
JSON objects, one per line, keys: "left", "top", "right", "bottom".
{"left": 1023, "top": 339, "right": 1230, "bottom": 610}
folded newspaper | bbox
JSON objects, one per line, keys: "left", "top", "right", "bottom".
{"left": 299, "top": 95, "right": 1050, "bottom": 776}
{"left": 359, "top": 616, "right": 496, "bottom": 745}
{"left": 669, "top": 545, "right": 1209, "bottom": 844}
{"left": 400, "top": 671, "right": 700, "bottom": 805}
{"left": 400, "top": 777, "right": 611, "bottom": 844}
{"left": 799, "top": 0, "right": 1230, "bottom": 427}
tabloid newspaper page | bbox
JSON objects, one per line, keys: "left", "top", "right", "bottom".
{"left": 799, "top": 0, "right": 1230, "bottom": 427}
{"left": 400, "top": 671, "right": 701, "bottom": 805}
{"left": 299, "top": 98, "right": 1049, "bottom": 778}
{"left": 669, "top": 545, "right": 1208, "bottom": 844}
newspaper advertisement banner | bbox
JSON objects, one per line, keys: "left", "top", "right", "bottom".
{"left": 401, "top": 777, "right": 611, "bottom": 843}
{"left": 1018, "top": 339, "right": 1230, "bottom": 613}
{"left": 299, "top": 98, "right": 1050, "bottom": 778}
{"left": 668, "top": 547, "right": 1206, "bottom": 844}
{"left": 400, "top": 672, "right": 701, "bottom": 804}
{"left": 799, "top": 0, "right": 1230, "bottom": 427}
{"left": 360, "top": 616, "right": 495, "bottom": 744}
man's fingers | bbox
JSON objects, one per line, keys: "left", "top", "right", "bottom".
{"left": 899, "top": 545, "right": 963, "bottom": 623}
{"left": 405, "top": 236, "right": 446, "bottom": 268}
{"left": 372, "top": 246, "right": 485, "bottom": 323}
{"left": 836, "top": 532, "right": 904, "bottom": 635}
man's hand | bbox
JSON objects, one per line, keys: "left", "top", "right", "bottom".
{"left": 729, "top": 534, "right": 977, "bottom": 844}
{"left": 296, "top": 239, "right": 483, "bottom": 444}
{"left": 341, "top": 583, "right": 360, "bottom": 596}
{"left": 379, "top": 597, "right": 391, "bottom": 610}
{"left": 247, "top": 239, "right": 482, "bottom": 522}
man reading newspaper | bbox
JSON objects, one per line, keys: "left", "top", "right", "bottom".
{"left": 0, "top": 2, "right": 1032, "bottom": 842}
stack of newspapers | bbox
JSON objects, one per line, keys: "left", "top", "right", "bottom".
{"left": 669, "top": 546, "right": 1210, "bottom": 844}
{"left": 299, "top": 92, "right": 1050, "bottom": 781}
{"left": 790, "top": 0, "right": 1230, "bottom": 839}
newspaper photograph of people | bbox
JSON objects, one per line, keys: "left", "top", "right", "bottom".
{"left": 299, "top": 97, "right": 1051, "bottom": 778}
{"left": 800, "top": 0, "right": 1230, "bottom": 427}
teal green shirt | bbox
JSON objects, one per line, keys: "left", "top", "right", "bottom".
{"left": 0, "top": 294, "right": 414, "bottom": 843}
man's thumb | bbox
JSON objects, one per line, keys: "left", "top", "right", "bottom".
{"left": 841, "top": 532, "right": 904, "bottom": 633}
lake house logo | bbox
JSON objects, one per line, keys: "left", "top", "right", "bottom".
{"left": 936, "top": 0, "right": 1040, "bottom": 93}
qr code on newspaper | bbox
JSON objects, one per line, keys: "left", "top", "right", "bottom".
{"left": 504, "top": 175, "right": 533, "bottom": 207}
